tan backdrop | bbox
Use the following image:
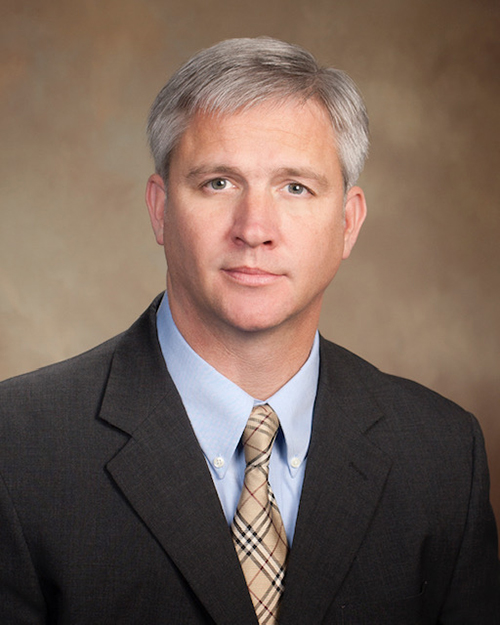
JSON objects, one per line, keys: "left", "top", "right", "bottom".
{"left": 1, "top": 0, "right": 499, "bottom": 528}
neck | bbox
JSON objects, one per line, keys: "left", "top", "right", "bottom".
{"left": 168, "top": 301, "right": 318, "bottom": 400}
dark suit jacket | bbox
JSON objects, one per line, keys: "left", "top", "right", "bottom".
{"left": 1, "top": 296, "right": 499, "bottom": 624}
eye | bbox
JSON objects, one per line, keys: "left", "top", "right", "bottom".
{"left": 286, "top": 182, "right": 308, "bottom": 195}
{"left": 207, "top": 178, "right": 230, "bottom": 190}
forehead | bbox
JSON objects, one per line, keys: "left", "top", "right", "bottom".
{"left": 187, "top": 96, "right": 334, "bottom": 138}
{"left": 171, "top": 97, "right": 340, "bottom": 176}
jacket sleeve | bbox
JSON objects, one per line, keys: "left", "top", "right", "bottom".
{"left": 438, "top": 414, "right": 500, "bottom": 623}
{"left": 0, "top": 471, "right": 47, "bottom": 624}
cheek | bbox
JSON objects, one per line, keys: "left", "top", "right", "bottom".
{"left": 299, "top": 222, "right": 344, "bottom": 279}
{"left": 163, "top": 211, "right": 193, "bottom": 266}
{"left": 304, "top": 218, "right": 343, "bottom": 254}
{"left": 163, "top": 212, "right": 218, "bottom": 275}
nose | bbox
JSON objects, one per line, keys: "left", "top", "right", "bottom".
{"left": 231, "top": 189, "right": 279, "bottom": 248}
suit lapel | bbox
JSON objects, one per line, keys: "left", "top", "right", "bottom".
{"left": 99, "top": 300, "right": 257, "bottom": 625}
{"left": 96, "top": 301, "right": 392, "bottom": 624}
{"left": 280, "top": 339, "right": 392, "bottom": 624}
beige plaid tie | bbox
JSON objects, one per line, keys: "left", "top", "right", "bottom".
{"left": 231, "top": 404, "right": 289, "bottom": 624}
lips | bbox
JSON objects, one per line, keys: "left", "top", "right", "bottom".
{"left": 222, "top": 266, "right": 283, "bottom": 287}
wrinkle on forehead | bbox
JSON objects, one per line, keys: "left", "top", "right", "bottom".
{"left": 171, "top": 99, "right": 342, "bottom": 189}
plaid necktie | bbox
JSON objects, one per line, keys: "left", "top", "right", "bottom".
{"left": 231, "top": 404, "right": 289, "bottom": 624}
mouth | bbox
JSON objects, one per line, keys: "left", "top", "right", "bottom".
{"left": 222, "top": 266, "right": 283, "bottom": 287}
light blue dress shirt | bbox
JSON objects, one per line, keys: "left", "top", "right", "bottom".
{"left": 156, "top": 293, "right": 319, "bottom": 543}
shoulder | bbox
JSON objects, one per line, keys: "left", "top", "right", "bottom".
{"left": 0, "top": 294, "right": 163, "bottom": 428}
{"left": 0, "top": 334, "right": 121, "bottom": 407}
{"left": 0, "top": 335, "right": 125, "bottom": 456}
{"left": 316, "top": 338, "right": 489, "bottom": 520}
{"left": 318, "top": 336, "right": 479, "bottom": 443}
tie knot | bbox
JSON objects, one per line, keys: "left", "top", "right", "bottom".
{"left": 242, "top": 404, "right": 279, "bottom": 467}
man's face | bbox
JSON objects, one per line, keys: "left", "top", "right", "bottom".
{"left": 147, "top": 98, "right": 366, "bottom": 342}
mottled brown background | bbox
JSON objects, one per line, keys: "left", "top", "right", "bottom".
{"left": 1, "top": 1, "right": 499, "bottom": 528}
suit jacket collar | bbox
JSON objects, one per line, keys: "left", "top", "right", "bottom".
{"left": 99, "top": 297, "right": 392, "bottom": 624}
{"left": 280, "top": 338, "right": 392, "bottom": 624}
{"left": 99, "top": 296, "right": 258, "bottom": 624}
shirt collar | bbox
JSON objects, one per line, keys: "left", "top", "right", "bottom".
{"left": 156, "top": 293, "right": 319, "bottom": 478}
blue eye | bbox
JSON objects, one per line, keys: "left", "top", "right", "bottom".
{"left": 208, "top": 178, "right": 228, "bottom": 190}
{"left": 287, "top": 183, "right": 306, "bottom": 195}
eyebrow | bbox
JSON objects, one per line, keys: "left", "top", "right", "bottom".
{"left": 186, "top": 164, "right": 331, "bottom": 190}
{"left": 274, "top": 167, "right": 331, "bottom": 191}
{"left": 186, "top": 165, "right": 242, "bottom": 180}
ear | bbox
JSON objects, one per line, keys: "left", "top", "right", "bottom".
{"left": 146, "top": 173, "right": 167, "bottom": 246}
{"left": 342, "top": 185, "right": 367, "bottom": 260}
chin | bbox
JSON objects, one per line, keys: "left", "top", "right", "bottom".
{"left": 213, "top": 292, "right": 300, "bottom": 335}
{"left": 221, "top": 308, "right": 291, "bottom": 335}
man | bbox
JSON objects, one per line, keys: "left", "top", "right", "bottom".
{"left": 0, "top": 37, "right": 498, "bottom": 624}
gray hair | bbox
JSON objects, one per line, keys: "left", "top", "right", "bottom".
{"left": 147, "top": 37, "right": 369, "bottom": 190}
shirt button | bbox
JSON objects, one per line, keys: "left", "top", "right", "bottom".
{"left": 213, "top": 456, "right": 225, "bottom": 469}
{"left": 291, "top": 457, "right": 301, "bottom": 469}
